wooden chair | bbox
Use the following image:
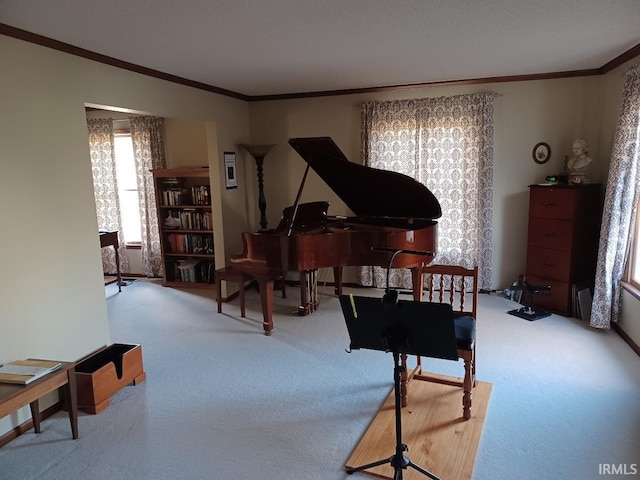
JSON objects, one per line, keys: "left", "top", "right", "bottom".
{"left": 410, "top": 264, "right": 478, "bottom": 420}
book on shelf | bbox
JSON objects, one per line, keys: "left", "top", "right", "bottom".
{"left": 0, "top": 359, "right": 62, "bottom": 385}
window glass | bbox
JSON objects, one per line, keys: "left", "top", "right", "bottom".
{"left": 114, "top": 135, "right": 142, "bottom": 244}
{"left": 628, "top": 208, "right": 640, "bottom": 287}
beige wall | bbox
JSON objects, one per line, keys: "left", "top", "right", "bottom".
{"left": 249, "top": 76, "right": 606, "bottom": 288}
{"left": 0, "top": 35, "right": 252, "bottom": 433}
{"left": 164, "top": 119, "right": 210, "bottom": 168}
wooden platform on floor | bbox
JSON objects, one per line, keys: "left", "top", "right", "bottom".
{"left": 346, "top": 375, "right": 492, "bottom": 480}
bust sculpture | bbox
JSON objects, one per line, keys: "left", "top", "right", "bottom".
{"left": 566, "top": 139, "right": 593, "bottom": 184}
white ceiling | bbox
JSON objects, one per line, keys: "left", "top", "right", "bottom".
{"left": 2, "top": 0, "right": 640, "bottom": 98}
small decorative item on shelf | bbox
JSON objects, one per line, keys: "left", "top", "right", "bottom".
{"left": 544, "top": 175, "right": 560, "bottom": 185}
{"left": 558, "top": 155, "right": 569, "bottom": 184}
{"left": 164, "top": 217, "right": 181, "bottom": 228}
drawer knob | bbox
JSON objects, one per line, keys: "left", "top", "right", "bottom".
{"left": 543, "top": 201, "right": 558, "bottom": 208}
{"left": 541, "top": 262, "right": 555, "bottom": 267}
{"left": 542, "top": 232, "right": 556, "bottom": 238}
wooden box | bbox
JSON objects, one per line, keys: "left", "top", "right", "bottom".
{"left": 75, "top": 343, "right": 146, "bottom": 414}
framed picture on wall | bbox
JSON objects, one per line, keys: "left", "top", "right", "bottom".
{"left": 224, "top": 151, "right": 238, "bottom": 189}
{"left": 532, "top": 142, "right": 551, "bottom": 164}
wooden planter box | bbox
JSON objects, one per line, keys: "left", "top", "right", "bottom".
{"left": 75, "top": 343, "right": 146, "bottom": 414}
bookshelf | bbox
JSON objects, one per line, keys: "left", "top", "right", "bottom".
{"left": 152, "top": 168, "right": 215, "bottom": 288}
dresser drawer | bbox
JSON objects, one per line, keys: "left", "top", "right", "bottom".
{"left": 527, "top": 218, "right": 573, "bottom": 251}
{"left": 529, "top": 188, "right": 576, "bottom": 220}
{"left": 525, "top": 275, "right": 571, "bottom": 315}
{"left": 526, "top": 247, "right": 571, "bottom": 281}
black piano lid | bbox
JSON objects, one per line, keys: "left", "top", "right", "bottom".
{"left": 288, "top": 137, "right": 442, "bottom": 220}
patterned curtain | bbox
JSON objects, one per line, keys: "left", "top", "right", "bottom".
{"left": 129, "top": 116, "right": 167, "bottom": 277}
{"left": 87, "top": 118, "right": 130, "bottom": 274}
{"left": 591, "top": 63, "right": 640, "bottom": 329}
{"left": 360, "top": 93, "right": 494, "bottom": 290}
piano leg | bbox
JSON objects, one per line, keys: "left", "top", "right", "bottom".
{"left": 280, "top": 277, "right": 287, "bottom": 298}
{"left": 297, "top": 269, "right": 319, "bottom": 315}
{"left": 257, "top": 277, "right": 275, "bottom": 335}
{"left": 311, "top": 269, "right": 318, "bottom": 312}
{"left": 333, "top": 267, "right": 343, "bottom": 295}
{"left": 298, "top": 271, "right": 309, "bottom": 315}
{"left": 411, "top": 266, "right": 425, "bottom": 301}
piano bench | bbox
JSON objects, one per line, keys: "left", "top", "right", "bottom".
{"left": 215, "top": 267, "right": 253, "bottom": 318}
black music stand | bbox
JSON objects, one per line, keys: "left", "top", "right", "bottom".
{"left": 507, "top": 281, "right": 552, "bottom": 321}
{"left": 340, "top": 294, "right": 458, "bottom": 480}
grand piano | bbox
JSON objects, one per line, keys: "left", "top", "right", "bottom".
{"left": 229, "top": 136, "right": 442, "bottom": 335}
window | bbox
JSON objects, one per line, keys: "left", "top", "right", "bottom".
{"left": 360, "top": 94, "right": 494, "bottom": 289}
{"left": 623, "top": 93, "right": 640, "bottom": 293}
{"left": 113, "top": 133, "right": 142, "bottom": 245}
{"left": 626, "top": 204, "right": 640, "bottom": 290}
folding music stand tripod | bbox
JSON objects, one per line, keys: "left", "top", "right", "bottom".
{"left": 340, "top": 294, "right": 458, "bottom": 480}
{"left": 507, "top": 280, "right": 552, "bottom": 321}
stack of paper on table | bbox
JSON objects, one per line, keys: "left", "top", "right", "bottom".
{"left": 0, "top": 360, "right": 62, "bottom": 385}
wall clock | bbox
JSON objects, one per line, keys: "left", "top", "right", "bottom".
{"left": 532, "top": 142, "right": 551, "bottom": 164}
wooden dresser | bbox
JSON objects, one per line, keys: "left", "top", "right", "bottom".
{"left": 525, "top": 184, "right": 602, "bottom": 316}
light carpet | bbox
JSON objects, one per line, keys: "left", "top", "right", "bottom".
{"left": 0, "top": 279, "right": 638, "bottom": 480}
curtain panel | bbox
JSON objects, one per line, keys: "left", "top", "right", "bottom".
{"left": 591, "top": 63, "right": 640, "bottom": 329}
{"left": 360, "top": 93, "right": 494, "bottom": 290}
{"left": 87, "top": 118, "right": 130, "bottom": 275}
{"left": 129, "top": 116, "right": 167, "bottom": 278}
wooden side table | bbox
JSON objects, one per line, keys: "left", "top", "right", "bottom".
{"left": 0, "top": 361, "right": 78, "bottom": 440}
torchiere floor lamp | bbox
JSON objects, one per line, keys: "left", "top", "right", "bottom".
{"left": 241, "top": 144, "right": 275, "bottom": 230}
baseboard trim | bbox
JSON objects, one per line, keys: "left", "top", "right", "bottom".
{"left": 0, "top": 402, "right": 61, "bottom": 448}
{"left": 612, "top": 322, "right": 640, "bottom": 357}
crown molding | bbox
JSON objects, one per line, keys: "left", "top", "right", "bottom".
{"left": 2, "top": 22, "right": 638, "bottom": 102}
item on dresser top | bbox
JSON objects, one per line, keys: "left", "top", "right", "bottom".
{"left": 567, "top": 139, "right": 594, "bottom": 184}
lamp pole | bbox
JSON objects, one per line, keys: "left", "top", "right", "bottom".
{"left": 241, "top": 144, "right": 275, "bottom": 230}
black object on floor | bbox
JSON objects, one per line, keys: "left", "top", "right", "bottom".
{"left": 508, "top": 306, "right": 551, "bottom": 321}
{"left": 508, "top": 277, "right": 552, "bottom": 321}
